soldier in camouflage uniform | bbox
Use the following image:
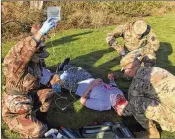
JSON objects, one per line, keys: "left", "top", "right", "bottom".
{"left": 114, "top": 53, "right": 175, "bottom": 138}
{"left": 106, "top": 20, "right": 160, "bottom": 67}
{"left": 2, "top": 18, "right": 61, "bottom": 138}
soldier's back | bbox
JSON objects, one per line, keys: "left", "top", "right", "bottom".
{"left": 124, "top": 25, "right": 147, "bottom": 51}
{"left": 129, "top": 67, "right": 175, "bottom": 102}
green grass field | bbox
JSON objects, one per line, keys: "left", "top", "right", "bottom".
{"left": 2, "top": 13, "right": 175, "bottom": 138}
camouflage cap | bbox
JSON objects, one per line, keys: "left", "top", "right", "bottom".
{"left": 133, "top": 20, "right": 147, "bottom": 35}
{"left": 120, "top": 52, "right": 138, "bottom": 67}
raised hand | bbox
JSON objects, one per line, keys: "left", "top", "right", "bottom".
{"left": 39, "top": 17, "right": 57, "bottom": 35}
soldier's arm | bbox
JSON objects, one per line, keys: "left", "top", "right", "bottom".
{"left": 140, "top": 30, "right": 160, "bottom": 55}
{"left": 106, "top": 24, "right": 127, "bottom": 53}
{"left": 80, "top": 79, "right": 103, "bottom": 105}
{"left": 3, "top": 32, "right": 42, "bottom": 76}
{"left": 40, "top": 67, "right": 60, "bottom": 86}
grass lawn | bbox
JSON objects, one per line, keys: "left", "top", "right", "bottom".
{"left": 1, "top": 13, "right": 175, "bottom": 138}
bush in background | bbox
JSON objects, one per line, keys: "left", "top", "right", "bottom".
{"left": 2, "top": 1, "right": 175, "bottom": 41}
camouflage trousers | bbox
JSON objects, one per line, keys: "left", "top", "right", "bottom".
{"left": 123, "top": 96, "right": 175, "bottom": 132}
{"left": 2, "top": 88, "right": 55, "bottom": 138}
{"left": 58, "top": 65, "right": 93, "bottom": 92}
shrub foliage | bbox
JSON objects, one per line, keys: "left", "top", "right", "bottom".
{"left": 2, "top": 1, "right": 175, "bottom": 40}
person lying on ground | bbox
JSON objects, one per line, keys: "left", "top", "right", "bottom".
{"left": 56, "top": 58, "right": 128, "bottom": 112}
{"left": 2, "top": 18, "right": 61, "bottom": 138}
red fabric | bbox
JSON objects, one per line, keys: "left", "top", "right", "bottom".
{"left": 18, "top": 109, "right": 27, "bottom": 114}
{"left": 114, "top": 94, "right": 128, "bottom": 115}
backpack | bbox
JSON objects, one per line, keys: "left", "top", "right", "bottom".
{"left": 59, "top": 128, "right": 83, "bottom": 138}
{"left": 45, "top": 122, "right": 134, "bottom": 138}
{"left": 79, "top": 122, "right": 134, "bottom": 138}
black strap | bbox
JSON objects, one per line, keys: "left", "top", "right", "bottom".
{"left": 5, "top": 88, "right": 29, "bottom": 96}
{"left": 32, "top": 36, "right": 41, "bottom": 44}
{"left": 139, "top": 25, "right": 151, "bottom": 40}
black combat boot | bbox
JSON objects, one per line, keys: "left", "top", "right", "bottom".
{"left": 59, "top": 58, "right": 70, "bottom": 71}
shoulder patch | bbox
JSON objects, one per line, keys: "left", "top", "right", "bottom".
{"left": 151, "top": 36, "right": 156, "bottom": 41}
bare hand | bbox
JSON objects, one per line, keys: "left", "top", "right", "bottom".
{"left": 108, "top": 73, "right": 115, "bottom": 80}
{"left": 91, "top": 78, "right": 103, "bottom": 88}
{"left": 50, "top": 74, "right": 61, "bottom": 86}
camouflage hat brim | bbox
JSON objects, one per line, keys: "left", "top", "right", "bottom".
{"left": 121, "top": 67, "right": 124, "bottom": 72}
{"left": 120, "top": 53, "right": 136, "bottom": 67}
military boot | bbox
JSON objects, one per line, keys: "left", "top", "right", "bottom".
{"left": 147, "top": 121, "right": 160, "bottom": 138}
{"left": 134, "top": 121, "right": 160, "bottom": 138}
{"left": 59, "top": 58, "right": 70, "bottom": 71}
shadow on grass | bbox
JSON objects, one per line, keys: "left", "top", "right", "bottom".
{"left": 157, "top": 42, "right": 175, "bottom": 74}
{"left": 48, "top": 48, "right": 120, "bottom": 79}
{"left": 46, "top": 31, "right": 93, "bottom": 48}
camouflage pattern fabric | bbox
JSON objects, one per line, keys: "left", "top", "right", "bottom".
{"left": 122, "top": 67, "right": 175, "bottom": 132}
{"left": 2, "top": 36, "right": 55, "bottom": 138}
{"left": 106, "top": 22, "right": 160, "bottom": 66}
{"left": 2, "top": 88, "right": 55, "bottom": 138}
{"left": 59, "top": 65, "right": 93, "bottom": 92}
{"left": 3, "top": 36, "right": 42, "bottom": 94}
{"left": 120, "top": 50, "right": 157, "bottom": 68}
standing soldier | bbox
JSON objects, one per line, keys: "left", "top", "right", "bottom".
{"left": 114, "top": 53, "right": 175, "bottom": 138}
{"left": 2, "top": 18, "right": 61, "bottom": 138}
{"left": 106, "top": 20, "right": 160, "bottom": 67}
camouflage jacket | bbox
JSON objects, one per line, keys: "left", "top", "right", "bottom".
{"left": 3, "top": 36, "right": 42, "bottom": 95}
{"left": 106, "top": 23, "right": 160, "bottom": 55}
{"left": 123, "top": 67, "right": 175, "bottom": 116}
{"left": 2, "top": 36, "right": 57, "bottom": 118}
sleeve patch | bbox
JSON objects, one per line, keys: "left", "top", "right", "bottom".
{"left": 151, "top": 36, "right": 156, "bottom": 41}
